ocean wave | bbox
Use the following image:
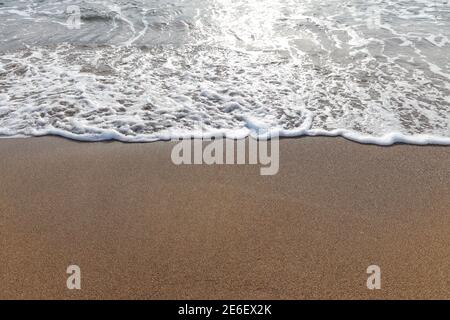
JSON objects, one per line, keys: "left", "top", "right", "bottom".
{"left": 0, "top": 0, "right": 449, "bottom": 145}
{"left": 0, "top": 43, "right": 449, "bottom": 145}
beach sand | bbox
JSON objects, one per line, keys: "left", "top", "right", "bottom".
{"left": 0, "top": 137, "right": 448, "bottom": 299}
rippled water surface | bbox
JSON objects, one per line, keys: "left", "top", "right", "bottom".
{"left": 0, "top": 0, "right": 449, "bottom": 143}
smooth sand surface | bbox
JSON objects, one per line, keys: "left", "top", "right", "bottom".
{"left": 0, "top": 137, "right": 448, "bottom": 299}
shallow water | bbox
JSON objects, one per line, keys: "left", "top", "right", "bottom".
{"left": 0, "top": 0, "right": 449, "bottom": 143}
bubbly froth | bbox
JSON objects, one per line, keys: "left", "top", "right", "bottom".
{"left": 0, "top": 0, "right": 449, "bottom": 144}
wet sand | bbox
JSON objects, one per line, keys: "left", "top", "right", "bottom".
{"left": 0, "top": 137, "right": 448, "bottom": 299}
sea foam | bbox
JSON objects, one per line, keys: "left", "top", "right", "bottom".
{"left": 0, "top": 0, "right": 449, "bottom": 145}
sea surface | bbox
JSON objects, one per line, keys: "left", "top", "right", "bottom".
{"left": 0, "top": 0, "right": 449, "bottom": 144}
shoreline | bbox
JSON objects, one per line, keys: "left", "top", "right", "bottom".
{"left": 0, "top": 136, "right": 449, "bottom": 299}
{"left": 1, "top": 130, "right": 450, "bottom": 146}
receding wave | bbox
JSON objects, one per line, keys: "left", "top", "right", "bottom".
{"left": 0, "top": 0, "right": 449, "bottom": 145}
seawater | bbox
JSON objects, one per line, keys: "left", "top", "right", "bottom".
{"left": 0, "top": 0, "right": 449, "bottom": 144}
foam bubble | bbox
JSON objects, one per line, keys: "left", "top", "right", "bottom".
{"left": 0, "top": 0, "right": 449, "bottom": 145}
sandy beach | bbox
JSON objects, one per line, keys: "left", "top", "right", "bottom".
{"left": 0, "top": 137, "right": 448, "bottom": 299}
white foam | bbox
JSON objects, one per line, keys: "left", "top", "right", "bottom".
{"left": 0, "top": 0, "right": 449, "bottom": 145}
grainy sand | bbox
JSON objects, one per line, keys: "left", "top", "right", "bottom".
{"left": 0, "top": 137, "right": 448, "bottom": 299}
